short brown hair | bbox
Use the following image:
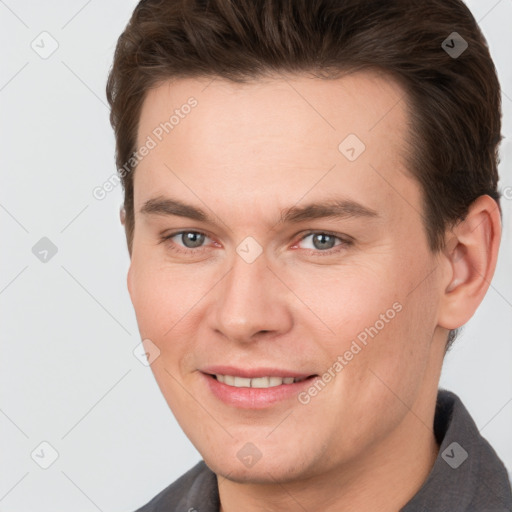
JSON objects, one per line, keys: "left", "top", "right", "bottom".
{"left": 106, "top": 0, "right": 502, "bottom": 350}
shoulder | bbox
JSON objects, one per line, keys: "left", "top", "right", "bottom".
{"left": 133, "top": 460, "right": 218, "bottom": 512}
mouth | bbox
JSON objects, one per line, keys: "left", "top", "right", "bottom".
{"left": 211, "top": 374, "right": 311, "bottom": 388}
{"left": 200, "top": 368, "right": 318, "bottom": 408}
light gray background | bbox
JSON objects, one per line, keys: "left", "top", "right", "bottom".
{"left": 1, "top": 1, "right": 511, "bottom": 510}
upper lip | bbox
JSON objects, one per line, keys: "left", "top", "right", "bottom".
{"left": 201, "top": 365, "right": 315, "bottom": 379}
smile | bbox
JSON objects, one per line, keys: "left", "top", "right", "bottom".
{"left": 213, "top": 375, "right": 309, "bottom": 388}
{"left": 202, "top": 370, "right": 318, "bottom": 408}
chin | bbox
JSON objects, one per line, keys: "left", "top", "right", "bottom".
{"left": 203, "top": 452, "right": 314, "bottom": 485}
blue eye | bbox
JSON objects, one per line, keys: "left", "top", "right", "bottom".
{"left": 299, "top": 232, "right": 342, "bottom": 251}
{"left": 175, "top": 231, "right": 207, "bottom": 249}
{"left": 160, "top": 231, "right": 212, "bottom": 253}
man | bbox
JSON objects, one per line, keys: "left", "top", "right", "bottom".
{"left": 106, "top": 0, "right": 511, "bottom": 510}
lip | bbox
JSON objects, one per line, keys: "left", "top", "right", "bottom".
{"left": 200, "top": 366, "right": 317, "bottom": 409}
{"left": 201, "top": 365, "right": 313, "bottom": 379}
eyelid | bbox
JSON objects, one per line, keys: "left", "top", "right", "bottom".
{"left": 297, "top": 230, "right": 352, "bottom": 243}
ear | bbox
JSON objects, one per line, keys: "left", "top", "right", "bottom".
{"left": 437, "top": 195, "right": 501, "bottom": 330}
{"left": 127, "top": 264, "right": 132, "bottom": 293}
{"left": 123, "top": 204, "right": 134, "bottom": 296}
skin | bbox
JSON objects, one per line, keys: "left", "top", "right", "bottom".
{"left": 126, "top": 72, "right": 501, "bottom": 511}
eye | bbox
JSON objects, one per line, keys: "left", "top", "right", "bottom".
{"left": 160, "top": 230, "right": 213, "bottom": 253}
{"left": 176, "top": 231, "right": 207, "bottom": 249}
{"left": 296, "top": 232, "right": 352, "bottom": 253}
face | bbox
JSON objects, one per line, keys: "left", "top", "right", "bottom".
{"left": 128, "top": 72, "right": 445, "bottom": 483}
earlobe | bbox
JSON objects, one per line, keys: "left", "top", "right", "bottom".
{"left": 438, "top": 195, "right": 501, "bottom": 330}
{"left": 120, "top": 205, "right": 126, "bottom": 226}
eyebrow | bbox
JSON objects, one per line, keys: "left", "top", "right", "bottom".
{"left": 140, "top": 196, "right": 379, "bottom": 225}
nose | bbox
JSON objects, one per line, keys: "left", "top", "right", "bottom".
{"left": 208, "top": 250, "right": 293, "bottom": 344}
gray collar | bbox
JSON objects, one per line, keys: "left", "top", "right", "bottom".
{"left": 401, "top": 389, "right": 511, "bottom": 511}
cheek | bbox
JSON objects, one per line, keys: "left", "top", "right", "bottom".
{"left": 284, "top": 261, "right": 401, "bottom": 348}
{"left": 129, "top": 258, "right": 201, "bottom": 411}
{"left": 129, "top": 263, "right": 169, "bottom": 340}
{"left": 129, "top": 252, "right": 203, "bottom": 339}
{"left": 290, "top": 251, "right": 436, "bottom": 399}
{"left": 128, "top": 256, "right": 218, "bottom": 388}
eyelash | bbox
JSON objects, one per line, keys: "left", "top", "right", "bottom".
{"left": 159, "top": 230, "right": 353, "bottom": 256}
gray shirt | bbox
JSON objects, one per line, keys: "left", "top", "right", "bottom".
{"left": 135, "top": 389, "right": 512, "bottom": 511}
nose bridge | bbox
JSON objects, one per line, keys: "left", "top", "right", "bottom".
{"left": 210, "top": 249, "right": 291, "bottom": 342}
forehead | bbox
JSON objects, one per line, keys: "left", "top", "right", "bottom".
{"left": 138, "top": 71, "right": 408, "bottom": 148}
{"left": 134, "top": 72, "right": 420, "bottom": 230}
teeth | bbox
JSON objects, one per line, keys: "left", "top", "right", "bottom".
{"left": 251, "top": 377, "right": 271, "bottom": 388}
{"left": 215, "top": 375, "right": 305, "bottom": 388}
{"left": 234, "top": 376, "right": 251, "bottom": 387}
{"left": 270, "top": 376, "right": 285, "bottom": 386}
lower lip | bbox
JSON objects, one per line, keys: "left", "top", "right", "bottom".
{"left": 202, "top": 373, "right": 317, "bottom": 409}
